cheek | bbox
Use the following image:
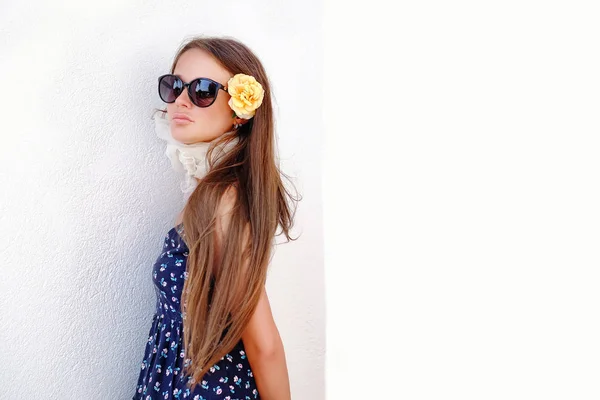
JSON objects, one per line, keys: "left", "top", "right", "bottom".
{"left": 199, "top": 98, "right": 234, "bottom": 132}
{"left": 195, "top": 105, "right": 229, "bottom": 130}
{"left": 214, "top": 94, "right": 234, "bottom": 120}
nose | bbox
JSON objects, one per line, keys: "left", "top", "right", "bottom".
{"left": 174, "top": 85, "right": 192, "bottom": 107}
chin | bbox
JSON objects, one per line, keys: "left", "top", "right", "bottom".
{"left": 171, "top": 126, "right": 211, "bottom": 144}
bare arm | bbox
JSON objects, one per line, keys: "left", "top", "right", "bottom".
{"left": 214, "top": 187, "right": 291, "bottom": 400}
{"left": 242, "top": 286, "right": 291, "bottom": 400}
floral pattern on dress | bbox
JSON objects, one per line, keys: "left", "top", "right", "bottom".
{"left": 133, "top": 224, "right": 260, "bottom": 400}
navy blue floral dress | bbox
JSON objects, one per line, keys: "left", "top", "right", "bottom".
{"left": 133, "top": 223, "right": 260, "bottom": 400}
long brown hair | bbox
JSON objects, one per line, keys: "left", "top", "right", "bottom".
{"left": 156, "top": 36, "right": 300, "bottom": 390}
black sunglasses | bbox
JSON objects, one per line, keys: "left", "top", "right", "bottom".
{"left": 158, "top": 74, "right": 229, "bottom": 108}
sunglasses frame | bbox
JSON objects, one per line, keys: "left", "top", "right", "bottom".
{"left": 158, "top": 74, "right": 229, "bottom": 108}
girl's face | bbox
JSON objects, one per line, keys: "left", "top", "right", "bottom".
{"left": 167, "top": 48, "right": 235, "bottom": 144}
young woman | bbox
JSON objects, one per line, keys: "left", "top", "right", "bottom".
{"left": 133, "top": 36, "right": 299, "bottom": 400}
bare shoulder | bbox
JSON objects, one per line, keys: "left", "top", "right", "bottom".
{"left": 217, "top": 185, "right": 238, "bottom": 216}
{"left": 214, "top": 185, "right": 249, "bottom": 260}
{"left": 215, "top": 185, "right": 240, "bottom": 230}
{"left": 176, "top": 186, "right": 238, "bottom": 227}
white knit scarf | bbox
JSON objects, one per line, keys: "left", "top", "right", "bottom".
{"left": 152, "top": 110, "right": 240, "bottom": 201}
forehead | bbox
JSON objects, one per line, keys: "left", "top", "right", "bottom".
{"left": 173, "top": 48, "right": 232, "bottom": 85}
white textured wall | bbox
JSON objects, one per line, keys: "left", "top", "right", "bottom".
{"left": 0, "top": 1, "right": 323, "bottom": 399}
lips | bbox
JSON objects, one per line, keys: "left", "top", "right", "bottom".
{"left": 172, "top": 113, "right": 193, "bottom": 122}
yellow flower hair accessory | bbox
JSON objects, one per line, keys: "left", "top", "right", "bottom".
{"left": 227, "top": 73, "right": 265, "bottom": 119}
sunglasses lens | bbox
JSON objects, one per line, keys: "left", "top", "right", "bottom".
{"left": 158, "top": 75, "right": 182, "bottom": 103}
{"left": 190, "top": 79, "right": 218, "bottom": 107}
